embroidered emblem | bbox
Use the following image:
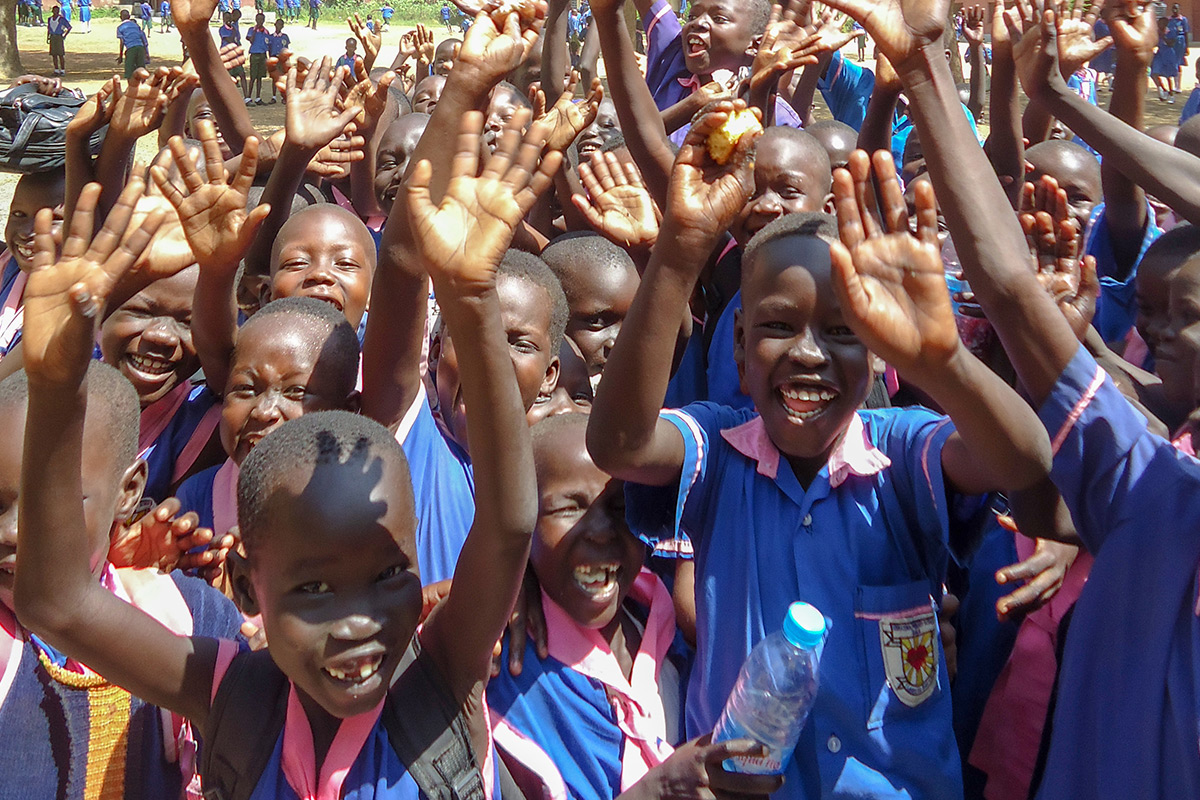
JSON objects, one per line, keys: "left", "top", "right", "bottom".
{"left": 878, "top": 609, "right": 938, "bottom": 708}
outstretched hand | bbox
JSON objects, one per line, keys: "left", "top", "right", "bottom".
{"left": 455, "top": 3, "right": 546, "bottom": 85}
{"left": 664, "top": 99, "right": 761, "bottom": 253}
{"left": 284, "top": 57, "right": 362, "bottom": 152}
{"left": 1107, "top": 0, "right": 1156, "bottom": 64}
{"left": 1008, "top": 4, "right": 1081, "bottom": 101}
{"left": 150, "top": 119, "right": 270, "bottom": 272}
{"left": 348, "top": 13, "right": 383, "bottom": 72}
{"left": 108, "top": 67, "right": 197, "bottom": 142}
{"left": 573, "top": 152, "right": 661, "bottom": 249}
{"left": 830, "top": 149, "right": 961, "bottom": 378}
{"left": 1019, "top": 176, "right": 1098, "bottom": 340}
{"left": 995, "top": 535, "right": 1080, "bottom": 620}
{"left": 963, "top": 3, "right": 986, "bottom": 47}
{"left": 749, "top": 2, "right": 823, "bottom": 93}
{"left": 532, "top": 73, "right": 603, "bottom": 152}
{"left": 818, "top": 0, "right": 948, "bottom": 71}
{"left": 23, "top": 179, "right": 164, "bottom": 388}
{"left": 406, "top": 108, "right": 561, "bottom": 297}
{"left": 108, "top": 497, "right": 238, "bottom": 579}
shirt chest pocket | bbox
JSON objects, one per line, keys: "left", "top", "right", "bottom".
{"left": 854, "top": 581, "right": 941, "bottom": 731}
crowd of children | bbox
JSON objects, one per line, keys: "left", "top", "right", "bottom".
{"left": 4, "top": 0, "right": 1200, "bottom": 798}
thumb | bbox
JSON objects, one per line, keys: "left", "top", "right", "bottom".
{"left": 239, "top": 203, "right": 272, "bottom": 249}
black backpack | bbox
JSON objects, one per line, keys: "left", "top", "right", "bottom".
{"left": 0, "top": 83, "right": 105, "bottom": 174}
{"left": 199, "top": 638, "right": 488, "bottom": 800}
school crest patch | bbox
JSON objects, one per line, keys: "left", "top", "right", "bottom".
{"left": 878, "top": 609, "right": 938, "bottom": 708}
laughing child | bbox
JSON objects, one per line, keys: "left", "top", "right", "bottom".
{"left": 589, "top": 100, "right": 1052, "bottom": 799}
{"left": 1, "top": 170, "right": 65, "bottom": 362}
{"left": 0, "top": 179, "right": 243, "bottom": 800}
{"left": 13, "top": 108, "right": 556, "bottom": 800}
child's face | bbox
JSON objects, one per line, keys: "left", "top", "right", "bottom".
{"left": 681, "top": 0, "right": 758, "bottom": 76}
{"left": 575, "top": 99, "right": 621, "bottom": 161}
{"left": 527, "top": 338, "right": 592, "bottom": 424}
{"left": 5, "top": 174, "right": 65, "bottom": 274}
{"left": 374, "top": 115, "right": 429, "bottom": 213}
{"left": 531, "top": 427, "right": 641, "bottom": 632}
{"left": 734, "top": 237, "right": 871, "bottom": 474}
{"left": 100, "top": 267, "right": 200, "bottom": 407}
{"left": 270, "top": 209, "right": 374, "bottom": 329}
{"left": 433, "top": 41, "right": 458, "bottom": 77}
{"left": 482, "top": 87, "right": 525, "bottom": 157}
{"left": 244, "top": 451, "right": 421, "bottom": 719}
{"left": 562, "top": 260, "right": 639, "bottom": 379}
{"left": 411, "top": 76, "right": 445, "bottom": 114}
{"left": 220, "top": 317, "right": 355, "bottom": 465}
{"left": 433, "top": 275, "right": 559, "bottom": 448}
{"left": 1027, "top": 151, "right": 1102, "bottom": 233}
{"left": 1135, "top": 250, "right": 1186, "bottom": 358}
{"left": 0, "top": 402, "right": 144, "bottom": 612}
{"left": 732, "top": 134, "right": 830, "bottom": 245}
{"left": 346, "top": 39, "right": 356, "bottom": 54}
{"left": 1155, "top": 260, "right": 1200, "bottom": 416}
{"left": 186, "top": 95, "right": 234, "bottom": 161}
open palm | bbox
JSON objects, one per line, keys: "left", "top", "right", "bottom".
{"left": 821, "top": 0, "right": 947, "bottom": 67}
{"left": 574, "top": 153, "right": 659, "bottom": 248}
{"left": 535, "top": 74, "right": 602, "bottom": 152}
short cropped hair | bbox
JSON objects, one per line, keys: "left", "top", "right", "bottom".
{"left": 542, "top": 232, "right": 637, "bottom": 299}
{"left": 746, "top": 0, "right": 772, "bottom": 35}
{"left": 494, "top": 81, "right": 532, "bottom": 110}
{"left": 239, "top": 296, "right": 360, "bottom": 397}
{"left": 744, "top": 211, "right": 838, "bottom": 268}
{"left": 237, "top": 411, "right": 412, "bottom": 548}
{"left": 498, "top": 249, "right": 569, "bottom": 354}
{"left": 1142, "top": 222, "right": 1200, "bottom": 268}
{"left": 0, "top": 361, "right": 140, "bottom": 467}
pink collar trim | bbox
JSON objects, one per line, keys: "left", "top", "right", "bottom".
{"left": 138, "top": 380, "right": 192, "bottom": 457}
{"left": 281, "top": 687, "right": 384, "bottom": 800}
{"left": 0, "top": 258, "right": 26, "bottom": 355}
{"left": 212, "top": 459, "right": 239, "bottom": 538}
{"left": 719, "top": 413, "right": 891, "bottom": 486}
{"left": 542, "top": 569, "right": 676, "bottom": 790}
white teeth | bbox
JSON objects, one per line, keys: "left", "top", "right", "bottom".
{"left": 574, "top": 564, "right": 618, "bottom": 588}
{"left": 323, "top": 654, "right": 383, "bottom": 684}
{"left": 128, "top": 353, "right": 173, "bottom": 375}
{"left": 781, "top": 387, "right": 835, "bottom": 402}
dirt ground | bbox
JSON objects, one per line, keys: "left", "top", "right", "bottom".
{"left": 2, "top": 19, "right": 1198, "bottom": 232}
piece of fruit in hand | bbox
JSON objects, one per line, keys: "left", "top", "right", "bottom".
{"left": 706, "top": 108, "right": 761, "bottom": 165}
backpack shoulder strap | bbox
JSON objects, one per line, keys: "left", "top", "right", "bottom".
{"left": 200, "top": 648, "right": 289, "bottom": 800}
{"left": 383, "top": 638, "right": 486, "bottom": 800}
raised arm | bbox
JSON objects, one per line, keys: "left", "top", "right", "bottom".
{"left": 831, "top": 150, "right": 1051, "bottom": 495}
{"left": 963, "top": 4, "right": 987, "bottom": 121}
{"left": 409, "top": 110, "right": 556, "bottom": 700}
{"left": 588, "top": 101, "right": 759, "bottom": 486}
{"left": 857, "top": 53, "right": 901, "bottom": 154}
{"left": 173, "top": 0, "right": 256, "bottom": 153}
{"left": 14, "top": 178, "right": 219, "bottom": 730}
{"left": 985, "top": 0, "right": 1024, "bottom": 205}
{"left": 823, "top": 0, "right": 1081, "bottom": 405}
{"left": 363, "top": 6, "right": 543, "bottom": 431}
{"left": 150, "top": 121, "right": 270, "bottom": 393}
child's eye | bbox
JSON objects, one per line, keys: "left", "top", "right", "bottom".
{"left": 283, "top": 386, "right": 309, "bottom": 401}
{"left": 584, "top": 315, "right": 609, "bottom": 330}
{"left": 377, "top": 564, "right": 406, "bottom": 581}
{"left": 510, "top": 338, "right": 537, "bottom": 354}
{"left": 229, "top": 384, "right": 255, "bottom": 397}
{"left": 297, "top": 581, "right": 331, "bottom": 594}
{"left": 827, "top": 325, "right": 857, "bottom": 338}
{"left": 759, "top": 321, "right": 792, "bottom": 333}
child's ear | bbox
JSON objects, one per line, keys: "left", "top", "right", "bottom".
{"left": 115, "top": 460, "right": 148, "bottom": 524}
{"left": 733, "top": 308, "right": 749, "bottom": 394}
{"left": 226, "top": 549, "right": 260, "bottom": 616}
{"left": 745, "top": 33, "right": 764, "bottom": 60}
{"left": 823, "top": 192, "right": 836, "bottom": 215}
{"left": 539, "top": 354, "right": 561, "bottom": 400}
{"left": 255, "top": 275, "right": 274, "bottom": 311}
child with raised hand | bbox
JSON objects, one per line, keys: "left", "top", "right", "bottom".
{"left": 13, "top": 103, "right": 553, "bottom": 800}
{"left": 363, "top": 3, "right": 562, "bottom": 586}
{"left": 2, "top": 177, "right": 243, "bottom": 800}
{"left": 588, "top": 95, "right": 1052, "bottom": 799}
{"left": 488, "top": 413, "right": 782, "bottom": 800}
{"left": 830, "top": 0, "right": 1200, "bottom": 796}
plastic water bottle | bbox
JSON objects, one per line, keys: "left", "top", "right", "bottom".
{"left": 711, "top": 602, "right": 826, "bottom": 775}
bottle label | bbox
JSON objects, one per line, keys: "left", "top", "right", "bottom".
{"left": 712, "top": 715, "right": 789, "bottom": 775}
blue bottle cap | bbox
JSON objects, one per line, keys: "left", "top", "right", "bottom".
{"left": 782, "top": 602, "right": 826, "bottom": 649}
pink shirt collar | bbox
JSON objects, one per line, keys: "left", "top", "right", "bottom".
{"left": 281, "top": 687, "right": 383, "bottom": 800}
{"left": 542, "top": 568, "right": 676, "bottom": 791}
{"left": 719, "top": 412, "right": 891, "bottom": 487}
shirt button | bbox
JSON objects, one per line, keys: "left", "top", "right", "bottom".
{"left": 802, "top": 514, "right": 813, "bottom": 527}
{"left": 827, "top": 734, "right": 842, "bottom": 753}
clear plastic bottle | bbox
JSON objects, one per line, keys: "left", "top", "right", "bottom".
{"left": 711, "top": 602, "right": 826, "bottom": 775}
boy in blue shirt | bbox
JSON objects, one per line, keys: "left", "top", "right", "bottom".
{"left": 589, "top": 98, "right": 1053, "bottom": 799}
{"left": 306, "top": 0, "right": 318, "bottom": 29}
{"left": 266, "top": 17, "right": 288, "bottom": 103}
{"left": 139, "top": 0, "right": 152, "bottom": 33}
{"left": 379, "top": 2, "right": 392, "bottom": 31}
{"left": 335, "top": 36, "right": 357, "bottom": 72}
{"left": 245, "top": 11, "right": 270, "bottom": 104}
{"left": 441, "top": 0, "right": 452, "bottom": 32}
{"left": 116, "top": 9, "right": 148, "bottom": 80}
{"left": 159, "top": 0, "right": 171, "bottom": 32}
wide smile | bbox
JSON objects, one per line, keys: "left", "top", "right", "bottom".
{"left": 125, "top": 352, "right": 178, "bottom": 382}
{"left": 573, "top": 563, "right": 621, "bottom": 604}
{"left": 12, "top": 238, "right": 35, "bottom": 263}
{"left": 685, "top": 33, "right": 708, "bottom": 58}
{"left": 778, "top": 382, "right": 838, "bottom": 422}
{"left": 322, "top": 649, "right": 386, "bottom": 687}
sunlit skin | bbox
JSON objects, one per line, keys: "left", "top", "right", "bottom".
{"left": 100, "top": 266, "right": 201, "bottom": 407}
{"left": 219, "top": 316, "right": 358, "bottom": 465}
{"left": 412, "top": 75, "right": 446, "bottom": 115}
{"left": 5, "top": 172, "right": 65, "bottom": 274}
{"left": 734, "top": 236, "right": 872, "bottom": 485}
{"left": 432, "top": 275, "right": 559, "bottom": 451}
{"left": 433, "top": 38, "right": 459, "bottom": 77}
{"left": 1154, "top": 260, "right": 1200, "bottom": 423}
{"left": 0, "top": 400, "right": 143, "bottom": 612}
{"left": 574, "top": 98, "right": 621, "bottom": 161}
{"left": 732, "top": 132, "right": 831, "bottom": 246}
{"left": 374, "top": 113, "right": 431, "bottom": 214}
{"left": 268, "top": 206, "right": 376, "bottom": 329}
{"left": 559, "top": 258, "right": 639, "bottom": 379}
{"left": 527, "top": 339, "right": 592, "bottom": 424}
{"left": 480, "top": 85, "right": 528, "bottom": 159}
{"left": 530, "top": 420, "right": 643, "bottom": 675}
{"left": 681, "top": 0, "right": 761, "bottom": 78}
{"left": 1026, "top": 143, "right": 1102, "bottom": 235}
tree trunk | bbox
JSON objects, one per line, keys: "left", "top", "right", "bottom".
{"left": 0, "top": 0, "right": 25, "bottom": 80}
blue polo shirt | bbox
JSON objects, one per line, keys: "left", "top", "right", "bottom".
{"left": 1083, "top": 200, "right": 1162, "bottom": 344}
{"left": 398, "top": 388, "right": 476, "bottom": 586}
{"left": 705, "top": 289, "right": 753, "bottom": 411}
{"left": 247, "top": 25, "right": 269, "bottom": 53}
{"left": 626, "top": 403, "right": 966, "bottom": 799}
{"left": 140, "top": 384, "right": 219, "bottom": 507}
{"left": 268, "top": 31, "right": 289, "bottom": 56}
{"left": 117, "top": 18, "right": 145, "bottom": 47}
{"left": 1031, "top": 345, "right": 1200, "bottom": 799}
{"left": 816, "top": 52, "right": 875, "bottom": 131}
{"left": 176, "top": 462, "right": 220, "bottom": 531}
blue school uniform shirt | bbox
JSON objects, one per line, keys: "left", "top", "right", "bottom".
{"left": 816, "top": 51, "right": 876, "bottom": 131}
{"left": 705, "top": 289, "right": 753, "bottom": 411}
{"left": 268, "top": 31, "right": 289, "bottom": 56}
{"left": 1032, "top": 344, "right": 1200, "bottom": 799}
{"left": 116, "top": 18, "right": 145, "bottom": 47}
{"left": 247, "top": 25, "right": 269, "bottom": 53}
{"left": 336, "top": 53, "right": 357, "bottom": 71}
{"left": 176, "top": 462, "right": 220, "bottom": 531}
{"left": 626, "top": 404, "right": 968, "bottom": 800}
{"left": 1084, "top": 200, "right": 1162, "bottom": 344}
{"left": 380, "top": 5, "right": 392, "bottom": 20}
{"left": 140, "top": 384, "right": 219, "bottom": 507}
{"left": 398, "top": 388, "right": 475, "bottom": 586}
